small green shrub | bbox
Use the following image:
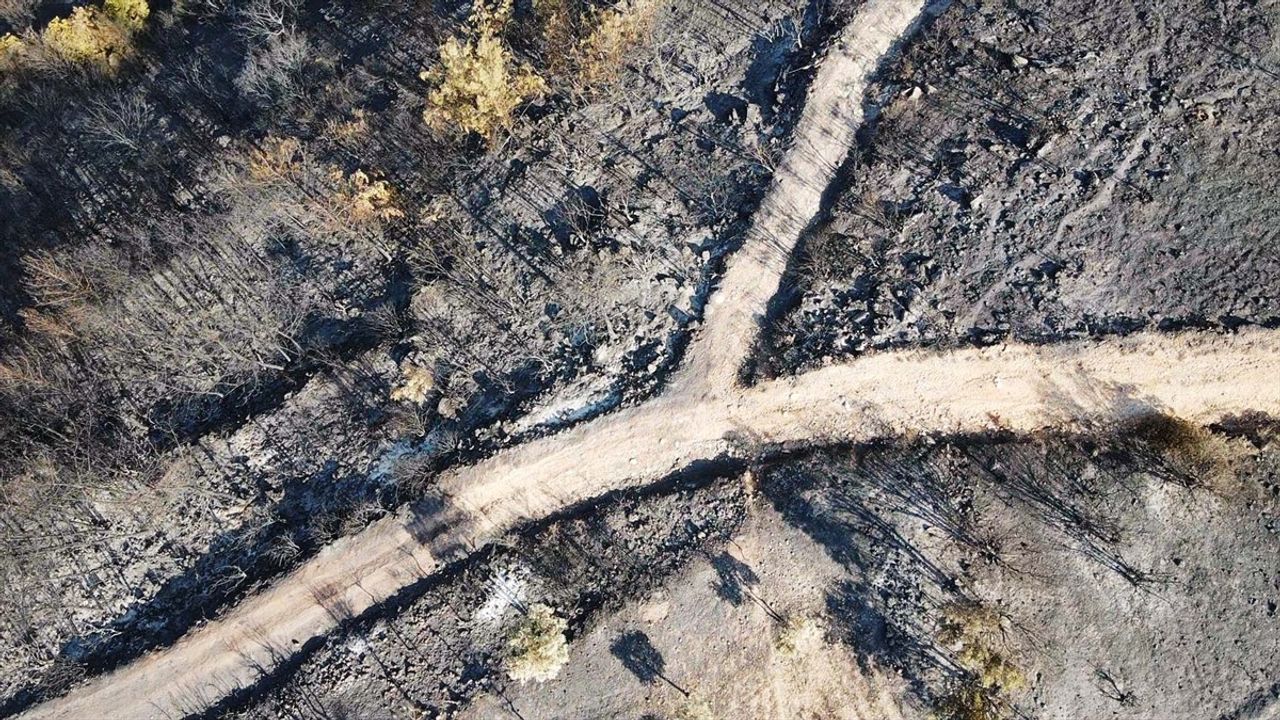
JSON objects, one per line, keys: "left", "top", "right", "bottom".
{"left": 506, "top": 603, "right": 570, "bottom": 683}
{"left": 936, "top": 603, "right": 1026, "bottom": 720}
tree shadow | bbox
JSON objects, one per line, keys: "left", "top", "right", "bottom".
{"left": 764, "top": 451, "right": 964, "bottom": 704}
{"left": 709, "top": 551, "right": 759, "bottom": 606}
{"left": 609, "top": 629, "right": 687, "bottom": 696}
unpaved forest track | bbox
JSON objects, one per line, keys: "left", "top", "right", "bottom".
{"left": 21, "top": 1, "right": 1280, "bottom": 718}
{"left": 674, "top": 0, "right": 932, "bottom": 396}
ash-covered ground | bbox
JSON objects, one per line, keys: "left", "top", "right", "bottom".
{"left": 0, "top": 0, "right": 830, "bottom": 710}
{"left": 762, "top": 0, "right": 1280, "bottom": 374}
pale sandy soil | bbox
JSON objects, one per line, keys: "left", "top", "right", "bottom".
{"left": 460, "top": 504, "right": 919, "bottom": 720}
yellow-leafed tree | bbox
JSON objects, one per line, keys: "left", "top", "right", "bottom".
{"left": 422, "top": 0, "right": 546, "bottom": 141}
{"left": 43, "top": 7, "right": 129, "bottom": 67}
{"left": 104, "top": 0, "right": 150, "bottom": 32}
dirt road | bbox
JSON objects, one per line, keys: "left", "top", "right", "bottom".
{"left": 673, "top": 0, "right": 932, "bottom": 396}
{"left": 21, "top": 0, "right": 1280, "bottom": 717}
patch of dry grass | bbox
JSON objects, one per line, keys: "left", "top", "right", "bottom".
{"left": 1123, "top": 413, "right": 1243, "bottom": 489}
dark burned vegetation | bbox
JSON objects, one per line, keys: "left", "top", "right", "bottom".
{"left": 223, "top": 477, "right": 749, "bottom": 720}
{"left": 0, "top": 0, "right": 836, "bottom": 710}
{"left": 3, "top": 0, "right": 1276, "bottom": 716}
{"left": 758, "top": 419, "right": 1275, "bottom": 720}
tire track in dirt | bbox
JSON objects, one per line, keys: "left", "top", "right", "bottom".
{"left": 22, "top": 1, "right": 1280, "bottom": 717}
{"left": 735, "top": 327, "right": 1280, "bottom": 444}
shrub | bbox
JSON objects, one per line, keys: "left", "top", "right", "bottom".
{"left": 1124, "top": 413, "right": 1236, "bottom": 487}
{"left": 575, "top": 0, "right": 657, "bottom": 87}
{"left": 773, "top": 613, "right": 822, "bottom": 656}
{"left": 21, "top": 250, "right": 95, "bottom": 310}
{"left": 104, "top": 0, "right": 150, "bottom": 32}
{"left": 675, "top": 699, "right": 716, "bottom": 720}
{"left": 0, "top": 0, "right": 40, "bottom": 27}
{"left": 234, "top": 24, "right": 311, "bottom": 104}
{"left": 0, "top": 32, "right": 24, "bottom": 85}
{"left": 936, "top": 603, "right": 1026, "bottom": 720}
{"left": 532, "top": 0, "right": 577, "bottom": 75}
{"left": 422, "top": 0, "right": 546, "bottom": 141}
{"left": 390, "top": 361, "right": 435, "bottom": 404}
{"left": 337, "top": 170, "right": 404, "bottom": 223}
{"left": 42, "top": 7, "right": 129, "bottom": 68}
{"left": 505, "top": 603, "right": 570, "bottom": 683}
{"left": 17, "top": 307, "right": 81, "bottom": 340}
{"left": 246, "top": 136, "right": 303, "bottom": 184}
{"left": 532, "top": 0, "right": 657, "bottom": 88}
{"left": 0, "top": 32, "right": 23, "bottom": 60}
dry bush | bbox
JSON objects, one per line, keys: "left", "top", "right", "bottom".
{"left": 797, "top": 228, "right": 864, "bottom": 287}
{"left": 234, "top": 0, "right": 313, "bottom": 104}
{"left": 0, "top": 346, "right": 49, "bottom": 388}
{"left": 0, "top": 31, "right": 23, "bottom": 60}
{"left": 422, "top": 0, "right": 547, "bottom": 141}
{"left": 936, "top": 603, "right": 1026, "bottom": 720}
{"left": 16, "top": 307, "right": 82, "bottom": 340}
{"left": 42, "top": 7, "right": 131, "bottom": 68}
{"left": 235, "top": 25, "right": 312, "bottom": 103}
{"left": 324, "top": 108, "right": 368, "bottom": 141}
{"left": 104, "top": 0, "right": 150, "bottom": 31}
{"left": 0, "top": 0, "right": 39, "bottom": 27}
{"left": 574, "top": 0, "right": 657, "bottom": 87}
{"left": 532, "top": 0, "right": 578, "bottom": 75}
{"left": 1124, "top": 413, "right": 1240, "bottom": 488}
{"left": 675, "top": 699, "right": 716, "bottom": 720}
{"left": 0, "top": 32, "right": 23, "bottom": 94}
{"left": 244, "top": 137, "right": 403, "bottom": 223}
{"left": 532, "top": 0, "right": 658, "bottom": 89}
{"left": 390, "top": 361, "right": 435, "bottom": 404}
{"left": 506, "top": 603, "right": 570, "bottom": 683}
{"left": 773, "top": 613, "right": 823, "bottom": 656}
{"left": 0, "top": 0, "right": 146, "bottom": 77}
{"left": 331, "top": 169, "right": 404, "bottom": 223}
{"left": 220, "top": 135, "right": 400, "bottom": 267}
{"left": 21, "top": 249, "right": 96, "bottom": 308}
{"left": 80, "top": 92, "right": 157, "bottom": 154}
{"left": 246, "top": 135, "right": 304, "bottom": 184}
